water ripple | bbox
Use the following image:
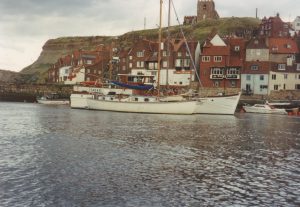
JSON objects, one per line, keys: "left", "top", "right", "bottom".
{"left": 0, "top": 103, "right": 299, "bottom": 206}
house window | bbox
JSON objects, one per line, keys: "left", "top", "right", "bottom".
{"left": 122, "top": 66, "right": 126, "bottom": 71}
{"left": 86, "top": 60, "right": 92, "bottom": 65}
{"left": 251, "top": 65, "right": 259, "bottom": 70}
{"left": 295, "top": 84, "right": 300, "bottom": 90}
{"left": 122, "top": 58, "right": 126, "bottom": 63}
{"left": 214, "top": 56, "right": 222, "bottom": 62}
{"left": 284, "top": 74, "right": 288, "bottom": 79}
{"left": 211, "top": 68, "right": 224, "bottom": 75}
{"left": 136, "top": 61, "right": 144, "bottom": 68}
{"left": 274, "top": 85, "right": 279, "bottom": 90}
{"left": 214, "top": 81, "right": 220, "bottom": 87}
{"left": 297, "top": 64, "right": 300, "bottom": 71}
{"left": 228, "top": 68, "right": 239, "bottom": 75}
{"left": 278, "top": 64, "right": 286, "bottom": 70}
{"left": 260, "top": 75, "right": 264, "bottom": 81}
{"left": 246, "top": 75, "right": 251, "bottom": 81}
{"left": 137, "top": 51, "right": 144, "bottom": 57}
{"left": 129, "top": 56, "right": 132, "bottom": 60}
{"left": 87, "top": 69, "right": 90, "bottom": 73}
{"left": 260, "top": 85, "right": 268, "bottom": 90}
{"left": 129, "top": 63, "right": 132, "bottom": 68}
{"left": 231, "top": 81, "right": 236, "bottom": 87}
{"left": 272, "top": 74, "right": 276, "bottom": 80}
{"left": 202, "top": 56, "right": 210, "bottom": 62}
{"left": 234, "top": 46, "right": 240, "bottom": 51}
{"left": 162, "top": 61, "right": 168, "bottom": 68}
{"left": 184, "top": 59, "right": 190, "bottom": 67}
{"left": 178, "top": 52, "right": 182, "bottom": 57}
{"left": 175, "top": 59, "right": 183, "bottom": 67}
{"left": 162, "top": 51, "right": 168, "bottom": 57}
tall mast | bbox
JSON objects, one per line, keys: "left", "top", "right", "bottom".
{"left": 157, "top": 0, "right": 163, "bottom": 96}
{"left": 166, "top": 0, "right": 171, "bottom": 88}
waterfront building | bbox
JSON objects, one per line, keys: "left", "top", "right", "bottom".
{"left": 292, "top": 16, "right": 300, "bottom": 32}
{"left": 199, "top": 33, "right": 243, "bottom": 91}
{"left": 124, "top": 38, "right": 200, "bottom": 87}
{"left": 242, "top": 37, "right": 270, "bottom": 95}
{"left": 259, "top": 14, "right": 290, "bottom": 38}
{"left": 47, "top": 45, "right": 111, "bottom": 84}
{"left": 268, "top": 37, "right": 300, "bottom": 91}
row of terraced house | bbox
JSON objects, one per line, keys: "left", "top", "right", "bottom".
{"left": 47, "top": 14, "right": 300, "bottom": 95}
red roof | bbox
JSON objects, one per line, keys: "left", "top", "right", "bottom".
{"left": 202, "top": 46, "right": 230, "bottom": 56}
{"left": 268, "top": 38, "right": 299, "bottom": 54}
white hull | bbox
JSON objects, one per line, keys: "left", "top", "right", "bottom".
{"left": 86, "top": 97, "right": 197, "bottom": 115}
{"left": 243, "top": 104, "right": 287, "bottom": 115}
{"left": 70, "top": 93, "right": 94, "bottom": 109}
{"left": 194, "top": 93, "right": 241, "bottom": 115}
{"left": 37, "top": 99, "right": 69, "bottom": 105}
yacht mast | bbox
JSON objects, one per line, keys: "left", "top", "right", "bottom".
{"left": 157, "top": 0, "right": 163, "bottom": 96}
{"left": 166, "top": 0, "right": 171, "bottom": 88}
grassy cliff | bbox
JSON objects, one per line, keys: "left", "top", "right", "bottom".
{"left": 20, "top": 17, "right": 260, "bottom": 83}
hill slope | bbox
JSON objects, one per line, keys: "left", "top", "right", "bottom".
{"left": 21, "top": 17, "right": 260, "bottom": 83}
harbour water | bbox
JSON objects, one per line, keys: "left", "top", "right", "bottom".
{"left": 0, "top": 102, "right": 299, "bottom": 206}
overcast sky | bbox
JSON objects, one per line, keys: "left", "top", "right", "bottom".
{"left": 0, "top": 0, "right": 298, "bottom": 72}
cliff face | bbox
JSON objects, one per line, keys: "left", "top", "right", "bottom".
{"left": 20, "top": 17, "right": 260, "bottom": 83}
{"left": 20, "top": 36, "right": 115, "bottom": 83}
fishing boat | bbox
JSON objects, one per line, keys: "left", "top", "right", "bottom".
{"left": 37, "top": 93, "right": 70, "bottom": 105}
{"left": 242, "top": 103, "right": 288, "bottom": 115}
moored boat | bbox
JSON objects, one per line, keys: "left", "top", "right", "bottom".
{"left": 194, "top": 93, "right": 241, "bottom": 115}
{"left": 242, "top": 103, "right": 287, "bottom": 115}
{"left": 37, "top": 93, "right": 70, "bottom": 105}
{"left": 86, "top": 94, "right": 198, "bottom": 115}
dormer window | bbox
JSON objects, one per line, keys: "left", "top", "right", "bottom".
{"left": 251, "top": 65, "right": 259, "bottom": 70}
{"left": 278, "top": 64, "right": 286, "bottom": 70}
{"left": 137, "top": 51, "right": 144, "bottom": 57}
{"left": 214, "top": 56, "right": 222, "bottom": 62}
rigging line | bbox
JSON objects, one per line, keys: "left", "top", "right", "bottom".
{"left": 170, "top": 0, "right": 203, "bottom": 88}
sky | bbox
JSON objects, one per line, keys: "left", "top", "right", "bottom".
{"left": 0, "top": 0, "right": 298, "bottom": 72}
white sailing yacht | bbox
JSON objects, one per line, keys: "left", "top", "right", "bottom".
{"left": 84, "top": 0, "right": 198, "bottom": 115}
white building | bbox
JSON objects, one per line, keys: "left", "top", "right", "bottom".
{"left": 292, "top": 16, "right": 300, "bottom": 32}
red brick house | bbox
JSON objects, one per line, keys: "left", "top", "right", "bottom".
{"left": 259, "top": 14, "right": 290, "bottom": 38}
{"left": 199, "top": 34, "right": 243, "bottom": 90}
{"left": 47, "top": 45, "right": 111, "bottom": 84}
{"left": 268, "top": 37, "right": 300, "bottom": 91}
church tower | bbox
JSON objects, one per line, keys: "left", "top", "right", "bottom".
{"left": 197, "top": 0, "right": 219, "bottom": 21}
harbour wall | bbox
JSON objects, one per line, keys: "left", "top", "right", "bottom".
{"left": 0, "top": 83, "right": 300, "bottom": 103}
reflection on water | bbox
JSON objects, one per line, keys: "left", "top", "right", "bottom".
{"left": 0, "top": 102, "right": 299, "bottom": 206}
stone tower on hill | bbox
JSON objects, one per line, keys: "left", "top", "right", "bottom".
{"left": 197, "top": 0, "right": 219, "bottom": 21}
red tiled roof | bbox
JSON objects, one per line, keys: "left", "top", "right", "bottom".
{"left": 268, "top": 38, "right": 299, "bottom": 54}
{"left": 202, "top": 46, "right": 230, "bottom": 55}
